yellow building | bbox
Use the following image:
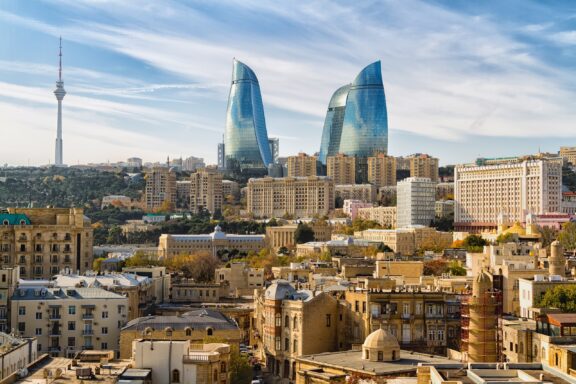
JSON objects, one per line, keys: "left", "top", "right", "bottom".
{"left": 215, "top": 262, "right": 265, "bottom": 297}
{"left": 327, "top": 154, "right": 356, "bottom": 185}
{"left": 266, "top": 223, "right": 332, "bottom": 250}
{"left": 189, "top": 168, "right": 223, "bottom": 214}
{"left": 408, "top": 153, "right": 439, "bottom": 182}
{"left": 247, "top": 176, "right": 334, "bottom": 218}
{"left": 144, "top": 166, "right": 176, "bottom": 211}
{"left": 158, "top": 225, "right": 265, "bottom": 259}
{"left": 0, "top": 208, "right": 93, "bottom": 280}
{"left": 560, "top": 146, "right": 576, "bottom": 165}
{"left": 357, "top": 206, "right": 397, "bottom": 228}
{"left": 367, "top": 153, "right": 396, "bottom": 188}
{"left": 335, "top": 184, "right": 376, "bottom": 203}
{"left": 356, "top": 226, "right": 452, "bottom": 256}
{"left": 287, "top": 153, "right": 317, "bottom": 177}
{"left": 119, "top": 308, "right": 242, "bottom": 358}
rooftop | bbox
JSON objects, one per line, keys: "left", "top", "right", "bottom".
{"left": 122, "top": 308, "right": 239, "bottom": 331}
{"left": 11, "top": 287, "right": 126, "bottom": 301}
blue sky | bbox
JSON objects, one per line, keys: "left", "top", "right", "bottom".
{"left": 0, "top": 0, "right": 575, "bottom": 166}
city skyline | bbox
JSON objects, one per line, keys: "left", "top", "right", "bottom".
{"left": 1, "top": 1, "right": 576, "bottom": 166}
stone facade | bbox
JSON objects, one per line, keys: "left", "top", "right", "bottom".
{"left": 408, "top": 153, "right": 439, "bottom": 182}
{"left": 367, "top": 154, "right": 396, "bottom": 188}
{"left": 327, "top": 154, "right": 356, "bottom": 185}
{"left": 189, "top": 169, "right": 223, "bottom": 214}
{"left": 335, "top": 184, "right": 376, "bottom": 203}
{"left": 357, "top": 206, "right": 397, "bottom": 228}
{"left": 144, "top": 166, "right": 176, "bottom": 211}
{"left": 287, "top": 153, "right": 317, "bottom": 177}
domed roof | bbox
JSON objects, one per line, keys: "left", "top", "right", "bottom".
{"left": 473, "top": 269, "right": 492, "bottom": 297}
{"left": 502, "top": 221, "right": 525, "bottom": 235}
{"left": 363, "top": 328, "right": 400, "bottom": 350}
{"left": 264, "top": 280, "right": 296, "bottom": 300}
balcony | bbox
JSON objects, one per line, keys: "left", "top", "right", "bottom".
{"left": 82, "top": 313, "right": 94, "bottom": 320}
{"left": 48, "top": 346, "right": 61, "bottom": 353}
{"left": 82, "top": 329, "right": 94, "bottom": 336}
{"left": 81, "top": 345, "right": 94, "bottom": 350}
{"left": 49, "top": 315, "right": 61, "bottom": 321}
{"left": 49, "top": 330, "right": 61, "bottom": 337}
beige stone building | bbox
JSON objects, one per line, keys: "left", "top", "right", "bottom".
{"left": 222, "top": 179, "right": 240, "bottom": 200}
{"left": 0, "top": 332, "right": 39, "bottom": 381}
{"left": 122, "top": 266, "right": 171, "bottom": 304}
{"left": 120, "top": 308, "right": 241, "bottom": 358}
{"left": 247, "top": 176, "right": 334, "bottom": 218}
{"left": 367, "top": 153, "right": 396, "bottom": 188}
{"left": 335, "top": 184, "right": 376, "bottom": 203}
{"left": 374, "top": 260, "right": 424, "bottom": 284}
{"left": 175, "top": 180, "right": 191, "bottom": 209}
{"left": 253, "top": 281, "right": 340, "bottom": 381}
{"left": 189, "top": 169, "right": 223, "bottom": 214}
{"left": 344, "top": 289, "right": 462, "bottom": 355}
{"left": 0, "top": 268, "right": 18, "bottom": 332}
{"left": 266, "top": 223, "right": 332, "bottom": 250}
{"left": 0, "top": 208, "right": 93, "bottom": 280}
{"left": 11, "top": 286, "right": 128, "bottom": 358}
{"left": 327, "top": 154, "right": 356, "bottom": 185}
{"left": 559, "top": 146, "right": 576, "bottom": 165}
{"left": 454, "top": 156, "right": 563, "bottom": 231}
{"left": 287, "top": 153, "right": 317, "bottom": 177}
{"left": 357, "top": 206, "right": 397, "bottom": 228}
{"left": 408, "top": 153, "right": 439, "bottom": 182}
{"left": 215, "top": 262, "right": 264, "bottom": 296}
{"left": 435, "top": 200, "right": 454, "bottom": 218}
{"left": 158, "top": 225, "right": 265, "bottom": 259}
{"left": 356, "top": 227, "right": 452, "bottom": 256}
{"left": 131, "top": 339, "right": 231, "bottom": 384}
{"left": 170, "top": 280, "right": 225, "bottom": 303}
{"left": 144, "top": 166, "right": 176, "bottom": 211}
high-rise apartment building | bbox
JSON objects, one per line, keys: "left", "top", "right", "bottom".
{"left": 175, "top": 180, "right": 191, "bottom": 209}
{"left": 396, "top": 177, "right": 436, "bottom": 228}
{"left": 559, "top": 147, "right": 576, "bottom": 165}
{"left": 217, "top": 142, "right": 226, "bottom": 170}
{"left": 247, "top": 176, "right": 334, "bottom": 218}
{"left": 144, "top": 167, "right": 176, "bottom": 212}
{"left": 327, "top": 154, "right": 356, "bottom": 185}
{"left": 189, "top": 169, "right": 223, "bottom": 214}
{"left": 367, "top": 154, "right": 396, "bottom": 188}
{"left": 0, "top": 208, "right": 93, "bottom": 280}
{"left": 287, "top": 153, "right": 317, "bottom": 177}
{"left": 224, "top": 59, "right": 272, "bottom": 176}
{"left": 182, "top": 156, "right": 205, "bottom": 172}
{"left": 408, "top": 154, "right": 439, "bottom": 182}
{"left": 454, "top": 156, "right": 563, "bottom": 231}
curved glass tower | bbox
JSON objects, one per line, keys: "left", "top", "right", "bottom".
{"left": 224, "top": 59, "right": 273, "bottom": 175}
{"left": 318, "top": 84, "right": 350, "bottom": 165}
{"left": 339, "top": 60, "right": 388, "bottom": 157}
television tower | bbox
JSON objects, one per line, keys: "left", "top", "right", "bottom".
{"left": 54, "top": 37, "right": 66, "bottom": 166}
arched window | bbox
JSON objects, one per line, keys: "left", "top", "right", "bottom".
{"left": 284, "top": 315, "right": 289, "bottom": 328}
{"left": 172, "top": 369, "right": 180, "bottom": 383}
{"left": 293, "top": 316, "right": 298, "bottom": 330}
{"left": 555, "top": 353, "right": 559, "bottom": 366}
{"left": 206, "top": 327, "right": 213, "bottom": 336}
{"left": 534, "top": 345, "right": 538, "bottom": 358}
{"left": 220, "top": 362, "right": 226, "bottom": 373}
{"left": 165, "top": 327, "right": 173, "bottom": 337}
{"left": 185, "top": 327, "right": 192, "bottom": 336}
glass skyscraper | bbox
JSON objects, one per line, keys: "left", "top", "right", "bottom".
{"left": 318, "top": 61, "right": 388, "bottom": 167}
{"left": 224, "top": 59, "right": 273, "bottom": 176}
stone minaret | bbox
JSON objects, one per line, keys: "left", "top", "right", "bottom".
{"left": 549, "top": 241, "right": 566, "bottom": 277}
{"left": 54, "top": 37, "right": 66, "bottom": 166}
{"left": 467, "top": 270, "right": 498, "bottom": 362}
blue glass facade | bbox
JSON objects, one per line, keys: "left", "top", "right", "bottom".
{"left": 224, "top": 59, "right": 273, "bottom": 173}
{"left": 318, "top": 85, "right": 350, "bottom": 165}
{"left": 339, "top": 61, "right": 388, "bottom": 158}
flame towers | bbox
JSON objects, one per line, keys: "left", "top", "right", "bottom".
{"left": 54, "top": 37, "right": 66, "bottom": 167}
{"left": 318, "top": 61, "right": 388, "bottom": 181}
{"left": 224, "top": 59, "right": 272, "bottom": 178}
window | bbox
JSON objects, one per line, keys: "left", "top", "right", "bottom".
{"left": 206, "top": 327, "right": 213, "bottom": 336}
{"left": 68, "top": 322, "right": 76, "bottom": 331}
{"left": 220, "top": 362, "right": 227, "bottom": 373}
{"left": 275, "top": 337, "right": 281, "bottom": 351}
{"left": 102, "top": 327, "right": 108, "bottom": 335}
{"left": 378, "top": 351, "right": 383, "bottom": 361}
{"left": 101, "top": 342, "right": 108, "bottom": 350}
{"left": 172, "top": 369, "right": 180, "bottom": 383}
{"left": 102, "top": 311, "right": 108, "bottom": 319}
{"left": 355, "top": 301, "right": 359, "bottom": 312}
{"left": 285, "top": 337, "right": 289, "bottom": 351}
{"left": 35, "top": 328, "right": 42, "bottom": 336}
{"left": 293, "top": 339, "right": 298, "bottom": 353}
{"left": 428, "top": 329, "right": 435, "bottom": 340}
{"left": 18, "top": 322, "right": 25, "bottom": 332}
{"left": 18, "top": 307, "right": 25, "bottom": 316}
{"left": 68, "top": 337, "right": 75, "bottom": 347}
{"left": 185, "top": 328, "right": 192, "bottom": 336}
{"left": 275, "top": 313, "right": 281, "bottom": 326}
{"left": 36, "top": 312, "right": 42, "bottom": 320}
{"left": 285, "top": 315, "right": 289, "bottom": 328}
{"left": 293, "top": 316, "right": 298, "bottom": 330}
{"left": 326, "top": 314, "right": 331, "bottom": 327}
{"left": 68, "top": 306, "right": 76, "bottom": 315}
{"left": 437, "top": 330, "right": 444, "bottom": 341}
{"left": 403, "top": 303, "right": 410, "bottom": 315}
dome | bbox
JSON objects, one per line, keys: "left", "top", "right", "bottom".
{"left": 264, "top": 280, "right": 296, "bottom": 301}
{"left": 362, "top": 328, "right": 400, "bottom": 362}
{"left": 211, "top": 225, "right": 226, "bottom": 240}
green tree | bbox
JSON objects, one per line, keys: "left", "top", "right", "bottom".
{"left": 124, "top": 251, "right": 162, "bottom": 268}
{"left": 92, "top": 257, "right": 106, "bottom": 271}
{"left": 538, "top": 285, "right": 576, "bottom": 312}
{"left": 558, "top": 222, "right": 576, "bottom": 251}
{"left": 537, "top": 225, "right": 558, "bottom": 248}
{"left": 462, "top": 234, "right": 487, "bottom": 252}
{"left": 294, "top": 223, "right": 315, "bottom": 244}
{"left": 229, "top": 352, "right": 252, "bottom": 384}
{"left": 496, "top": 232, "right": 516, "bottom": 244}
{"left": 447, "top": 260, "right": 466, "bottom": 276}
{"left": 106, "top": 225, "right": 124, "bottom": 244}
{"left": 377, "top": 242, "right": 394, "bottom": 253}
{"left": 423, "top": 259, "right": 448, "bottom": 276}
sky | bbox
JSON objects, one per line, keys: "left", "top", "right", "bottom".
{"left": 0, "top": 0, "right": 575, "bottom": 167}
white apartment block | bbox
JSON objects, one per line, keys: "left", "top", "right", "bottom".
{"left": 396, "top": 177, "right": 436, "bottom": 228}
{"left": 454, "top": 157, "right": 562, "bottom": 229}
{"left": 247, "top": 176, "right": 334, "bottom": 218}
{"left": 11, "top": 287, "right": 128, "bottom": 358}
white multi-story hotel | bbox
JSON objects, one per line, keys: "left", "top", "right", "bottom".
{"left": 396, "top": 177, "right": 436, "bottom": 228}
{"left": 454, "top": 156, "right": 562, "bottom": 231}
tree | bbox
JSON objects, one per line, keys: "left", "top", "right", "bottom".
{"left": 124, "top": 251, "right": 162, "bottom": 268}
{"left": 496, "top": 232, "right": 516, "bottom": 244}
{"left": 92, "top": 257, "right": 106, "bottom": 271}
{"left": 106, "top": 225, "right": 124, "bottom": 244}
{"left": 165, "top": 252, "right": 219, "bottom": 282}
{"left": 537, "top": 225, "right": 558, "bottom": 248}
{"left": 447, "top": 260, "right": 466, "bottom": 276}
{"left": 538, "top": 285, "right": 576, "bottom": 312}
{"left": 558, "top": 222, "right": 576, "bottom": 251}
{"left": 294, "top": 223, "right": 315, "bottom": 244}
{"left": 423, "top": 259, "right": 448, "bottom": 276}
{"left": 278, "top": 246, "right": 290, "bottom": 255}
{"left": 229, "top": 351, "right": 252, "bottom": 384}
{"left": 377, "top": 242, "right": 394, "bottom": 253}
{"left": 462, "top": 234, "right": 487, "bottom": 252}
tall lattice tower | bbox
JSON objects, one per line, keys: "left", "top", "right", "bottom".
{"left": 54, "top": 37, "right": 66, "bottom": 166}
{"left": 461, "top": 269, "right": 499, "bottom": 362}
